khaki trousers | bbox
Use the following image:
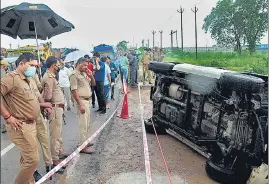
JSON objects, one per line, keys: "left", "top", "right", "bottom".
{"left": 49, "top": 107, "right": 64, "bottom": 160}
{"left": 143, "top": 65, "right": 152, "bottom": 83}
{"left": 36, "top": 113, "right": 52, "bottom": 166}
{"left": 77, "top": 99, "right": 91, "bottom": 145}
{"left": 7, "top": 123, "right": 39, "bottom": 184}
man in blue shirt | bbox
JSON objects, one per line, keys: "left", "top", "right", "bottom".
{"left": 93, "top": 52, "right": 106, "bottom": 114}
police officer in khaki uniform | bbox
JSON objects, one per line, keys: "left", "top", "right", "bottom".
{"left": 1, "top": 59, "right": 9, "bottom": 133}
{"left": 30, "top": 72, "right": 54, "bottom": 180}
{"left": 142, "top": 49, "right": 152, "bottom": 84}
{"left": 0, "top": 53, "right": 41, "bottom": 184}
{"left": 70, "top": 57, "right": 96, "bottom": 154}
{"left": 41, "top": 56, "right": 68, "bottom": 171}
{"left": 153, "top": 46, "right": 160, "bottom": 62}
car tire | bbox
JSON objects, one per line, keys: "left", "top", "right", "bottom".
{"left": 206, "top": 156, "right": 251, "bottom": 184}
{"left": 205, "top": 156, "right": 236, "bottom": 184}
{"left": 220, "top": 72, "right": 264, "bottom": 93}
{"left": 144, "top": 119, "right": 166, "bottom": 135}
{"left": 148, "top": 61, "right": 175, "bottom": 73}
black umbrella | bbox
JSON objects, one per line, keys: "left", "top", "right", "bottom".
{"left": 1, "top": 2, "right": 74, "bottom": 40}
{"left": 1, "top": 2, "right": 75, "bottom": 67}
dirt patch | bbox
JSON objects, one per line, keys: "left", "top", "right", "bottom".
{"left": 141, "top": 88, "right": 216, "bottom": 184}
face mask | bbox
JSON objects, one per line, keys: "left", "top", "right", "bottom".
{"left": 54, "top": 65, "right": 60, "bottom": 73}
{"left": 24, "top": 66, "right": 36, "bottom": 77}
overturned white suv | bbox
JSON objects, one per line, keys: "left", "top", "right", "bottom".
{"left": 146, "top": 61, "right": 268, "bottom": 184}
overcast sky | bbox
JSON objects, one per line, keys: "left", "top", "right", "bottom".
{"left": 1, "top": 0, "right": 268, "bottom": 50}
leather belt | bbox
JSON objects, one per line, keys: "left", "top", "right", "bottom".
{"left": 22, "top": 120, "right": 35, "bottom": 124}
{"left": 81, "top": 97, "right": 91, "bottom": 101}
{"left": 52, "top": 104, "right": 65, "bottom": 109}
{"left": 13, "top": 116, "right": 35, "bottom": 124}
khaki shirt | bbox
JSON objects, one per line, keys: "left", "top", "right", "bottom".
{"left": 0, "top": 69, "right": 40, "bottom": 121}
{"left": 153, "top": 51, "right": 160, "bottom": 61}
{"left": 142, "top": 53, "right": 151, "bottom": 64}
{"left": 29, "top": 76, "right": 43, "bottom": 103}
{"left": 33, "top": 73, "right": 42, "bottom": 92}
{"left": 69, "top": 69, "right": 92, "bottom": 98}
{"left": 41, "top": 70, "right": 64, "bottom": 104}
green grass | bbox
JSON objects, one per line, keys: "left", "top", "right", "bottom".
{"left": 165, "top": 51, "right": 268, "bottom": 75}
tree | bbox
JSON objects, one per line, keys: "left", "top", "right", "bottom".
{"left": 203, "top": 0, "right": 245, "bottom": 54}
{"left": 116, "top": 40, "right": 129, "bottom": 53}
{"left": 203, "top": 0, "right": 268, "bottom": 55}
{"left": 235, "top": 0, "right": 268, "bottom": 54}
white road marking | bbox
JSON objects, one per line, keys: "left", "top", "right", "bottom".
{"left": 1, "top": 143, "right": 15, "bottom": 157}
{"left": 138, "top": 83, "right": 153, "bottom": 184}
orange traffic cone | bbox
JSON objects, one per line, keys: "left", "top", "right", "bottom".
{"left": 118, "top": 94, "right": 131, "bottom": 119}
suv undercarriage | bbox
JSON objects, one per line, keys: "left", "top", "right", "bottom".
{"left": 146, "top": 62, "right": 268, "bottom": 184}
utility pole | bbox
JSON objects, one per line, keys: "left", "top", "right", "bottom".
{"left": 9, "top": 43, "right": 12, "bottom": 49}
{"left": 175, "top": 30, "right": 179, "bottom": 50}
{"left": 177, "top": 7, "right": 184, "bottom": 52}
{"left": 152, "top": 30, "right": 156, "bottom": 50}
{"left": 191, "top": 5, "right": 198, "bottom": 59}
{"left": 169, "top": 30, "right": 176, "bottom": 51}
{"left": 159, "top": 30, "right": 163, "bottom": 49}
{"left": 142, "top": 39, "right": 145, "bottom": 48}
{"left": 147, "top": 39, "right": 149, "bottom": 49}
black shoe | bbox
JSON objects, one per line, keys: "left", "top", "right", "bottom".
{"left": 92, "top": 104, "right": 95, "bottom": 108}
{"left": 100, "top": 110, "right": 106, "bottom": 114}
{"left": 111, "top": 97, "right": 115, "bottom": 101}
{"left": 46, "top": 166, "right": 52, "bottom": 180}
{"left": 67, "top": 107, "right": 71, "bottom": 111}
{"left": 33, "top": 170, "right": 42, "bottom": 182}
{"left": 52, "top": 164, "right": 65, "bottom": 174}
{"left": 96, "top": 109, "right": 102, "bottom": 112}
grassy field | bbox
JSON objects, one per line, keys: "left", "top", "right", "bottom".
{"left": 165, "top": 51, "right": 268, "bottom": 75}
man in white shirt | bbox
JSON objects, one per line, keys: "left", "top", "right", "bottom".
{"left": 59, "top": 60, "right": 72, "bottom": 110}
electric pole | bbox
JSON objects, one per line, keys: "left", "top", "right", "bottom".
{"left": 170, "top": 30, "right": 176, "bottom": 51}
{"left": 152, "top": 30, "right": 156, "bottom": 50}
{"left": 9, "top": 43, "right": 12, "bottom": 49}
{"left": 142, "top": 39, "right": 145, "bottom": 48}
{"left": 191, "top": 5, "right": 198, "bottom": 59}
{"left": 175, "top": 30, "right": 179, "bottom": 50}
{"left": 177, "top": 7, "right": 184, "bottom": 52}
{"left": 147, "top": 39, "right": 149, "bottom": 49}
{"left": 159, "top": 30, "right": 163, "bottom": 49}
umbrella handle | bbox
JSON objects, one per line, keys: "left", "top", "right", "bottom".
{"left": 33, "top": 15, "right": 42, "bottom": 79}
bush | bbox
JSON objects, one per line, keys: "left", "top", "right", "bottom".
{"left": 165, "top": 51, "right": 268, "bottom": 75}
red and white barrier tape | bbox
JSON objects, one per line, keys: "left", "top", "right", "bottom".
{"left": 36, "top": 97, "right": 123, "bottom": 184}
{"left": 145, "top": 102, "right": 173, "bottom": 184}
{"left": 138, "top": 83, "right": 153, "bottom": 184}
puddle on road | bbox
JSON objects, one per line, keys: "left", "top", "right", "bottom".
{"left": 105, "top": 171, "right": 188, "bottom": 184}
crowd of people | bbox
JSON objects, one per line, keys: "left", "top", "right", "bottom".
{"left": 0, "top": 46, "right": 164, "bottom": 184}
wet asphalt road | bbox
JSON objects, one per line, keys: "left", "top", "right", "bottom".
{"left": 1, "top": 82, "right": 122, "bottom": 184}
{"left": 1, "top": 77, "right": 217, "bottom": 184}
